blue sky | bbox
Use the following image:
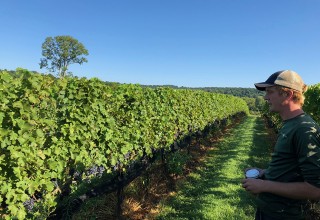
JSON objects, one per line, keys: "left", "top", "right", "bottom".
{"left": 1, "top": 0, "right": 319, "bottom": 88}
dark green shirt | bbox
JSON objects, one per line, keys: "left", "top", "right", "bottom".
{"left": 257, "top": 113, "right": 320, "bottom": 219}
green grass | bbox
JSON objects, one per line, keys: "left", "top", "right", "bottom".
{"left": 156, "top": 115, "right": 273, "bottom": 220}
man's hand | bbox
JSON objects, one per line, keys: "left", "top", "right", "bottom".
{"left": 241, "top": 178, "right": 320, "bottom": 200}
{"left": 241, "top": 178, "right": 265, "bottom": 194}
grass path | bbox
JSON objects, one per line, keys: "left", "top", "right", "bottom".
{"left": 156, "top": 115, "right": 273, "bottom": 220}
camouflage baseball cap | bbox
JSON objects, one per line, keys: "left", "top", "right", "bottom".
{"left": 254, "top": 70, "right": 305, "bottom": 92}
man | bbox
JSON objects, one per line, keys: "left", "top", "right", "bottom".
{"left": 242, "top": 70, "right": 320, "bottom": 220}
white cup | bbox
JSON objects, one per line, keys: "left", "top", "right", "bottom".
{"left": 245, "top": 168, "right": 260, "bottom": 179}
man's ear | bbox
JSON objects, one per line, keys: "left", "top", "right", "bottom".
{"left": 285, "top": 90, "right": 294, "bottom": 99}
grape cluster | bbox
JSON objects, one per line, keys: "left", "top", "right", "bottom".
{"left": 23, "top": 198, "right": 36, "bottom": 212}
{"left": 85, "top": 165, "right": 105, "bottom": 177}
{"left": 73, "top": 170, "right": 83, "bottom": 181}
{"left": 124, "top": 152, "right": 130, "bottom": 160}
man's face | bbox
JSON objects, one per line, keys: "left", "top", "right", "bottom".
{"left": 264, "top": 86, "right": 287, "bottom": 113}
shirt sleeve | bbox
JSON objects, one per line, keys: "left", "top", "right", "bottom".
{"left": 295, "top": 125, "right": 320, "bottom": 188}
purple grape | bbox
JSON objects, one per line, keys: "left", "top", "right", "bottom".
{"left": 23, "top": 198, "right": 36, "bottom": 212}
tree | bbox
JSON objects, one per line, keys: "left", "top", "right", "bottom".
{"left": 39, "top": 35, "right": 89, "bottom": 78}
{"left": 255, "top": 96, "right": 265, "bottom": 111}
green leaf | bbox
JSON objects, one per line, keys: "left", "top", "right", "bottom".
{"left": 45, "top": 182, "right": 54, "bottom": 192}
{"left": 37, "top": 150, "right": 46, "bottom": 160}
{"left": 1, "top": 183, "right": 12, "bottom": 194}
{"left": 19, "top": 122, "right": 32, "bottom": 131}
{"left": 28, "top": 181, "right": 38, "bottom": 194}
{"left": 0, "top": 72, "right": 12, "bottom": 82}
{"left": 17, "top": 137, "right": 26, "bottom": 144}
{"left": 17, "top": 208, "right": 27, "bottom": 220}
{"left": 51, "top": 136, "right": 58, "bottom": 143}
{"left": 13, "top": 167, "right": 22, "bottom": 179}
{"left": 36, "top": 129, "right": 44, "bottom": 137}
{"left": 28, "top": 95, "right": 38, "bottom": 104}
{"left": 8, "top": 204, "right": 19, "bottom": 216}
{"left": 0, "top": 112, "right": 4, "bottom": 124}
{"left": 13, "top": 101, "right": 23, "bottom": 109}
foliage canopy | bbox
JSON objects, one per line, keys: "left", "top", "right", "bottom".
{"left": 39, "top": 35, "right": 88, "bottom": 77}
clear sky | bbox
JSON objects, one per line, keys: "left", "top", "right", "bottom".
{"left": 1, "top": 0, "right": 319, "bottom": 88}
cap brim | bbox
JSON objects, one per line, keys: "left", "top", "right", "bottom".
{"left": 254, "top": 82, "right": 274, "bottom": 91}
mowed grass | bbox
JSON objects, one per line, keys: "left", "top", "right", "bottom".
{"left": 156, "top": 115, "right": 273, "bottom": 220}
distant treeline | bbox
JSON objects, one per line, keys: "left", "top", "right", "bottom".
{"left": 141, "top": 84, "right": 264, "bottom": 98}
{"left": 198, "top": 87, "right": 264, "bottom": 98}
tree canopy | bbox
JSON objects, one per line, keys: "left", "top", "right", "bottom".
{"left": 39, "top": 35, "right": 89, "bottom": 77}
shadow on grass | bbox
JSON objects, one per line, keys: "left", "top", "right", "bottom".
{"left": 156, "top": 116, "right": 272, "bottom": 220}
